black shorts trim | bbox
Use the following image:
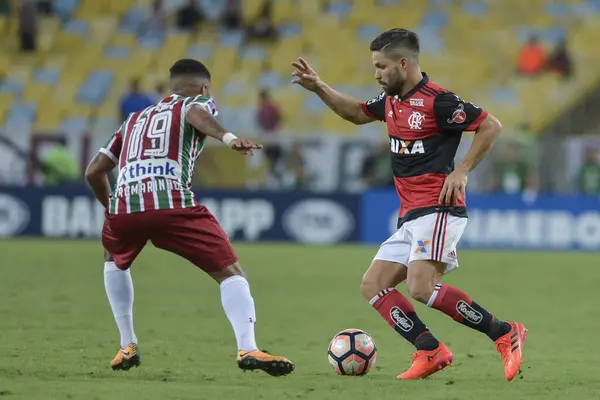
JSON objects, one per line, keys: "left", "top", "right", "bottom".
{"left": 397, "top": 206, "right": 467, "bottom": 229}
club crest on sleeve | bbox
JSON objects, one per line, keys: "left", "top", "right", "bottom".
{"left": 447, "top": 103, "right": 466, "bottom": 124}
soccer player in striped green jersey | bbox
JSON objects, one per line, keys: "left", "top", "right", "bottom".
{"left": 85, "top": 59, "right": 294, "bottom": 376}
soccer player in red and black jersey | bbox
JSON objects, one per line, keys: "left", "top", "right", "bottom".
{"left": 292, "top": 29, "right": 527, "bottom": 381}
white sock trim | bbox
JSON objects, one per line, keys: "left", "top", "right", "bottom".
{"left": 427, "top": 284, "right": 442, "bottom": 307}
{"left": 368, "top": 287, "right": 396, "bottom": 306}
{"left": 220, "top": 275, "right": 248, "bottom": 288}
{"left": 104, "top": 261, "right": 122, "bottom": 273}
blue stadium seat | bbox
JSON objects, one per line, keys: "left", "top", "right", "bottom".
{"left": 221, "top": 81, "right": 247, "bottom": 96}
{"left": 491, "top": 87, "right": 517, "bottom": 103}
{"left": 122, "top": 5, "right": 151, "bottom": 33}
{"left": 51, "top": 0, "right": 79, "bottom": 22}
{"left": 34, "top": 68, "right": 61, "bottom": 85}
{"left": 242, "top": 46, "right": 267, "bottom": 61}
{"left": 187, "top": 44, "right": 213, "bottom": 60}
{"left": 91, "top": 117, "right": 120, "bottom": 136}
{"left": 277, "top": 23, "right": 302, "bottom": 38}
{"left": 104, "top": 46, "right": 131, "bottom": 60}
{"left": 430, "top": 0, "right": 452, "bottom": 5}
{"left": 138, "top": 34, "right": 165, "bottom": 49}
{"left": 9, "top": 102, "right": 36, "bottom": 122}
{"left": 544, "top": 27, "right": 566, "bottom": 43}
{"left": 545, "top": 3, "right": 570, "bottom": 18}
{"left": 463, "top": 2, "right": 488, "bottom": 16}
{"left": 219, "top": 30, "right": 245, "bottom": 47}
{"left": 0, "top": 80, "right": 25, "bottom": 96}
{"left": 304, "top": 96, "right": 327, "bottom": 113}
{"left": 421, "top": 11, "right": 449, "bottom": 30}
{"left": 258, "top": 71, "right": 282, "bottom": 89}
{"left": 218, "top": 107, "right": 254, "bottom": 133}
{"left": 357, "top": 25, "right": 382, "bottom": 41}
{"left": 63, "top": 19, "right": 88, "bottom": 35}
{"left": 77, "top": 70, "right": 114, "bottom": 106}
{"left": 61, "top": 118, "right": 88, "bottom": 137}
{"left": 587, "top": 0, "right": 600, "bottom": 12}
{"left": 4, "top": 115, "right": 33, "bottom": 134}
{"left": 327, "top": 1, "right": 353, "bottom": 17}
{"left": 376, "top": 0, "right": 401, "bottom": 5}
{"left": 415, "top": 27, "right": 444, "bottom": 53}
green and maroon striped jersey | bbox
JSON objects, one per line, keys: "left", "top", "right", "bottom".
{"left": 99, "top": 94, "right": 217, "bottom": 214}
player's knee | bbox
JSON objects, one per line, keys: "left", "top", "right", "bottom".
{"left": 360, "top": 271, "right": 387, "bottom": 301}
{"left": 104, "top": 250, "right": 114, "bottom": 262}
{"left": 405, "top": 279, "right": 434, "bottom": 304}
{"left": 210, "top": 262, "right": 247, "bottom": 283}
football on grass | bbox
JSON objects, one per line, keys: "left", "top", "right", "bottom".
{"left": 327, "top": 328, "right": 377, "bottom": 375}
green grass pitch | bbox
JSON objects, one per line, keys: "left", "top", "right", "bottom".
{"left": 0, "top": 240, "right": 598, "bottom": 399}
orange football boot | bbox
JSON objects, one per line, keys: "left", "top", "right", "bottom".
{"left": 237, "top": 350, "right": 294, "bottom": 376}
{"left": 110, "top": 343, "right": 141, "bottom": 371}
{"left": 495, "top": 322, "right": 527, "bottom": 381}
{"left": 397, "top": 342, "right": 453, "bottom": 380}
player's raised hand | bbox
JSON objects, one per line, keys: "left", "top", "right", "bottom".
{"left": 229, "top": 138, "right": 263, "bottom": 156}
{"left": 439, "top": 169, "right": 468, "bottom": 206}
{"left": 291, "top": 57, "right": 321, "bottom": 91}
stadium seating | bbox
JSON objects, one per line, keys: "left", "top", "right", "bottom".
{"left": 1, "top": 0, "right": 600, "bottom": 138}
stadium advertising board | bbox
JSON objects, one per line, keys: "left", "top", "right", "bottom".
{"left": 0, "top": 187, "right": 360, "bottom": 244}
{"left": 362, "top": 190, "right": 600, "bottom": 250}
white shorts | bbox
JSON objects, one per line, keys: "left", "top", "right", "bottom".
{"left": 373, "top": 212, "right": 468, "bottom": 274}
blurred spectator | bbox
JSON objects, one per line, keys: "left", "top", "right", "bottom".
{"left": 42, "top": 145, "right": 81, "bottom": 185}
{"left": 120, "top": 79, "right": 154, "bottom": 120}
{"left": 177, "top": 0, "right": 205, "bottom": 31}
{"left": 547, "top": 38, "right": 572, "bottom": 79}
{"left": 246, "top": 0, "right": 278, "bottom": 42}
{"left": 517, "top": 35, "right": 546, "bottom": 76}
{"left": 577, "top": 148, "right": 600, "bottom": 195}
{"left": 37, "top": 0, "right": 53, "bottom": 14}
{"left": 145, "top": 0, "right": 167, "bottom": 36}
{"left": 0, "top": 0, "right": 10, "bottom": 14}
{"left": 221, "top": 0, "right": 242, "bottom": 31}
{"left": 18, "top": 0, "right": 38, "bottom": 52}
{"left": 266, "top": 142, "right": 307, "bottom": 190}
{"left": 256, "top": 89, "right": 282, "bottom": 134}
{"left": 491, "top": 142, "right": 537, "bottom": 194}
{"left": 361, "top": 143, "right": 394, "bottom": 188}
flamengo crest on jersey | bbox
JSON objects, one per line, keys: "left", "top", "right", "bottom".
{"left": 100, "top": 95, "right": 218, "bottom": 215}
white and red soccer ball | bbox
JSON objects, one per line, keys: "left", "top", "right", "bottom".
{"left": 327, "top": 329, "right": 377, "bottom": 375}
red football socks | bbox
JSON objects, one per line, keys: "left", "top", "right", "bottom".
{"left": 429, "top": 284, "right": 510, "bottom": 341}
{"left": 370, "top": 288, "right": 439, "bottom": 350}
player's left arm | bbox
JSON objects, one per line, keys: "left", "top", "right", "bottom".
{"left": 85, "top": 128, "right": 122, "bottom": 208}
{"left": 85, "top": 153, "right": 116, "bottom": 209}
{"left": 185, "top": 104, "right": 263, "bottom": 156}
{"left": 434, "top": 92, "right": 502, "bottom": 205}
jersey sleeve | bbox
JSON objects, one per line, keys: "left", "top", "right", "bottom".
{"left": 361, "top": 92, "right": 387, "bottom": 121}
{"left": 433, "top": 92, "right": 488, "bottom": 134}
{"left": 98, "top": 123, "right": 124, "bottom": 164}
{"left": 185, "top": 95, "right": 219, "bottom": 117}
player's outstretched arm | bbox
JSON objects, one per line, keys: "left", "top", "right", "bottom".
{"left": 291, "top": 57, "right": 376, "bottom": 125}
{"left": 85, "top": 153, "right": 116, "bottom": 209}
{"left": 186, "top": 105, "right": 263, "bottom": 156}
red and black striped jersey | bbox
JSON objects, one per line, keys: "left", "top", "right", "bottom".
{"left": 361, "top": 73, "right": 488, "bottom": 225}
